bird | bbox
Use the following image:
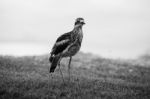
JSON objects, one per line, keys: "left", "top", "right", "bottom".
{"left": 49, "top": 17, "right": 85, "bottom": 81}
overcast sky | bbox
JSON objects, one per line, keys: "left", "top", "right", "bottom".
{"left": 0, "top": 0, "right": 150, "bottom": 58}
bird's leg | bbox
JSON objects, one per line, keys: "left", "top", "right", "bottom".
{"left": 48, "top": 73, "right": 52, "bottom": 89}
{"left": 68, "top": 56, "right": 72, "bottom": 82}
{"left": 50, "top": 73, "right": 54, "bottom": 81}
{"left": 48, "top": 69, "right": 54, "bottom": 90}
{"left": 58, "top": 60, "right": 65, "bottom": 84}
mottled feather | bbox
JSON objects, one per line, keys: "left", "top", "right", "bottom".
{"left": 49, "top": 18, "right": 85, "bottom": 73}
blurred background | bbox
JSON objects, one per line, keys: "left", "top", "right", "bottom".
{"left": 0, "top": 0, "right": 150, "bottom": 59}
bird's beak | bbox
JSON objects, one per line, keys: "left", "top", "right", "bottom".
{"left": 80, "top": 20, "right": 85, "bottom": 25}
{"left": 82, "top": 22, "right": 85, "bottom": 25}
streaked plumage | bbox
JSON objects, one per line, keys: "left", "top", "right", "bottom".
{"left": 49, "top": 18, "right": 85, "bottom": 74}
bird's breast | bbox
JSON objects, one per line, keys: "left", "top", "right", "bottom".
{"left": 69, "top": 30, "right": 83, "bottom": 55}
{"left": 62, "top": 28, "right": 83, "bottom": 57}
{"left": 76, "top": 29, "right": 83, "bottom": 46}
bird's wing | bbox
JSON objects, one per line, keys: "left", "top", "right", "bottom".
{"left": 50, "top": 32, "right": 72, "bottom": 55}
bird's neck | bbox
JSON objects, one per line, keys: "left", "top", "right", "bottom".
{"left": 73, "top": 24, "right": 83, "bottom": 44}
{"left": 73, "top": 24, "right": 82, "bottom": 31}
{"left": 72, "top": 25, "right": 83, "bottom": 38}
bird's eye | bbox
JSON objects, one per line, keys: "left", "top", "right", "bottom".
{"left": 80, "top": 20, "right": 84, "bottom": 23}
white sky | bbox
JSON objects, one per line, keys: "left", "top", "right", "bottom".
{"left": 0, "top": 0, "right": 150, "bottom": 58}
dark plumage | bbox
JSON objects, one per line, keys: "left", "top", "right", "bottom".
{"left": 49, "top": 18, "right": 85, "bottom": 76}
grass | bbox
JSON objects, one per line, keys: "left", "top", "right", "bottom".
{"left": 0, "top": 52, "right": 150, "bottom": 99}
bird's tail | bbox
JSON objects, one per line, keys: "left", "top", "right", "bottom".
{"left": 49, "top": 55, "right": 60, "bottom": 73}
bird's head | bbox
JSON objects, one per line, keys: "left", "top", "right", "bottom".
{"left": 74, "top": 18, "right": 85, "bottom": 26}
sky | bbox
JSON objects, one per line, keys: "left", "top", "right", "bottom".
{"left": 0, "top": 0, "right": 150, "bottom": 59}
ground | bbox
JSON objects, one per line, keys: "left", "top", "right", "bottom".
{"left": 0, "top": 52, "right": 150, "bottom": 99}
